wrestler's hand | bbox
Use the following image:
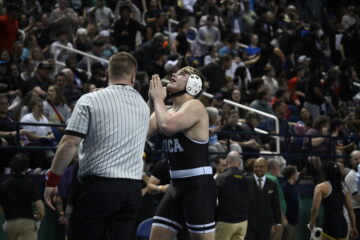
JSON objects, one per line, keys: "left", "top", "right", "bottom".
{"left": 149, "top": 74, "right": 167, "bottom": 101}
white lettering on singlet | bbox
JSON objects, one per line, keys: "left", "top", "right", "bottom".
{"left": 162, "top": 138, "right": 184, "bottom": 153}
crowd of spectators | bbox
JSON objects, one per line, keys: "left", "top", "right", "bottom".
{"left": 1, "top": 0, "right": 360, "bottom": 239}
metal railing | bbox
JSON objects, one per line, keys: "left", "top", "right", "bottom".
{"left": 165, "top": 19, "right": 198, "bottom": 43}
{"left": 53, "top": 43, "right": 110, "bottom": 74}
{"left": 204, "top": 92, "right": 280, "bottom": 154}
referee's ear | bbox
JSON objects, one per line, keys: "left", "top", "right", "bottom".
{"left": 131, "top": 72, "right": 136, "bottom": 85}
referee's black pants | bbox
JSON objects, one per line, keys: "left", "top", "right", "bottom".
{"left": 68, "top": 177, "right": 142, "bottom": 240}
{"left": 355, "top": 208, "right": 360, "bottom": 240}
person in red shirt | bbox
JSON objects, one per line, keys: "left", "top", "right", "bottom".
{"left": 0, "top": 4, "right": 20, "bottom": 54}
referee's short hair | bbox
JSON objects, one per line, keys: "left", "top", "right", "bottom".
{"left": 109, "top": 52, "right": 137, "bottom": 79}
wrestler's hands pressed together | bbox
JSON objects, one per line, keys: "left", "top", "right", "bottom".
{"left": 149, "top": 74, "right": 167, "bottom": 102}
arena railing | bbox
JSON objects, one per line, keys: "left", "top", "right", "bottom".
{"left": 53, "top": 43, "right": 110, "bottom": 75}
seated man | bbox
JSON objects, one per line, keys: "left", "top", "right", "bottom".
{"left": 0, "top": 94, "right": 27, "bottom": 171}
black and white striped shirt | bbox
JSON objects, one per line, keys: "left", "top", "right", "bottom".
{"left": 65, "top": 85, "right": 150, "bottom": 180}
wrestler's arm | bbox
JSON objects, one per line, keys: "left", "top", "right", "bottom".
{"left": 153, "top": 99, "right": 202, "bottom": 136}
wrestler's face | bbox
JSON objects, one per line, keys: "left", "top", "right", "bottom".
{"left": 167, "top": 71, "right": 189, "bottom": 94}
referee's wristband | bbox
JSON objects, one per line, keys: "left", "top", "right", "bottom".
{"left": 45, "top": 170, "right": 61, "bottom": 187}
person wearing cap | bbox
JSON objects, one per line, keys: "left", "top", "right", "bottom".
{"left": 74, "top": 28, "right": 92, "bottom": 53}
{"left": 148, "top": 67, "right": 216, "bottom": 240}
{"left": 24, "top": 61, "right": 54, "bottom": 98}
{"left": 164, "top": 58, "right": 180, "bottom": 77}
{"left": 99, "top": 30, "right": 118, "bottom": 59}
{"left": 0, "top": 4, "right": 20, "bottom": 54}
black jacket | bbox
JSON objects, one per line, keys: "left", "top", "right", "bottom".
{"left": 216, "top": 167, "right": 252, "bottom": 223}
{"left": 247, "top": 174, "right": 282, "bottom": 230}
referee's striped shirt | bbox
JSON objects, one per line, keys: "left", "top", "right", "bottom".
{"left": 65, "top": 85, "right": 150, "bottom": 180}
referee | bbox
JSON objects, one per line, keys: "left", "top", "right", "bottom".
{"left": 44, "top": 52, "right": 150, "bottom": 240}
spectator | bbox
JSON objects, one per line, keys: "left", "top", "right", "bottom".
{"left": 171, "top": 19, "right": 191, "bottom": 57}
{"left": 112, "top": 5, "right": 145, "bottom": 51}
{"left": 143, "top": 0, "right": 161, "bottom": 25}
{"left": 0, "top": 4, "right": 20, "bottom": 54}
{"left": 266, "top": 158, "right": 287, "bottom": 223}
{"left": 207, "top": 106, "right": 226, "bottom": 162}
{"left": 302, "top": 116, "right": 334, "bottom": 176}
{"left": 48, "top": 0, "right": 78, "bottom": 41}
{"left": 24, "top": 61, "right": 54, "bottom": 98}
{"left": 21, "top": 98, "right": 56, "bottom": 169}
{"left": 145, "top": 11, "right": 168, "bottom": 41}
{"left": 215, "top": 151, "right": 251, "bottom": 240}
{"left": 263, "top": 100, "right": 290, "bottom": 151}
{"left": 241, "top": 0, "right": 257, "bottom": 37}
{"left": 0, "top": 154, "right": 45, "bottom": 240}
{"left": 145, "top": 48, "right": 168, "bottom": 78}
{"left": 76, "top": 39, "right": 105, "bottom": 70}
{"left": 29, "top": 45, "right": 45, "bottom": 64}
{"left": 22, "top": 0, "right": 42, "bottom": 20}
{"left": 214, "top": 155, "right": 228, "bottom": 179}
{"left": 249, "top": 88, "right": 273, "bottom": 116}
{"left": 303, "top": 59, "right": 326, "bottom": 120}
{"left": 99, "top": 30, "right": 118, "bottom": 60}
{"left": 0, "top": 94, "right": 28, "bottom": 170}
{"left": 20, "top": 59, "right": 36, "bottom": 82}
{"left": 195, "top": 15, "right": 221, "bottom": 58}
{"left": 20, "top": 34, "right": 38, "bottom": 61}
{"left": 87, "top": 0, "right": 115, "bottom": 31}
{"left": 219, "top": 34, "right": 239, "bottom": 58}
{"left": 43, "top": 84, "right": 71, "bottom": 124}
{"left": 204, "top": 45, "right": 219, "bottom": 66}
{"left": 133, "top": 32, "right": 169, "bottom": 71}
{"left": 261, "top": 64, "right": 278, "bottom": 100}
{"left": 73, "top": 28, "right": 92, "bottom": 54}
{"left": 32, "top": 19, "right": 51, "bottom": 51}
{"left": 50, "top": 31, "right": 74, "bottom": 62}
{"left": 281, "top": 166, "right": 300, "bottom": 240}
{"left": 61, "top": 68, "right": 83, "bottom": 105}
{"left": 240, "top": 112, "right": 264, "bottom": 161}
{"left": 200, "top": 54, "right": 232, "bottom": 94}
{"left": 114, "top": 0, "right": 142, "bottom": 23}
{"left": 89, "top": 62, "right": 107, "bottom": 88}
